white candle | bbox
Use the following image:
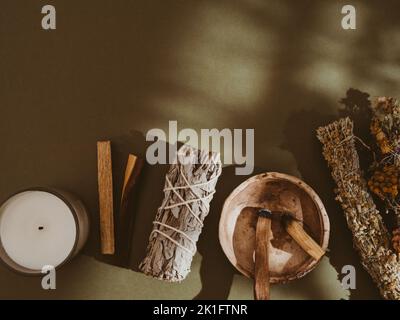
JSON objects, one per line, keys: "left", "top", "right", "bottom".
{"left": 0, "top": 190, "right": 78, "bottom": 271}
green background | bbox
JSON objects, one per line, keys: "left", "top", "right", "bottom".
{"left": 1, "top": 0, "right": 397, "bottom": 299}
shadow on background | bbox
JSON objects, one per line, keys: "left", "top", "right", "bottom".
{"left": 194, "top": 166, "right": 244, "bottom": 299}
{"left": 1, "top": 0, "right": 400, "bottom": 299}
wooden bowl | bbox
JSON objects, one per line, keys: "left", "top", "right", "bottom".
{"left": 219, "top": 172, "right": 329, "bottom": 283}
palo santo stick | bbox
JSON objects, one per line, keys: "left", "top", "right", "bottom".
{"left": 97, "top": 141, "right": 115, "bottom": 255}
{"left": 254, "top": 216, "right": 271, "bottom": 300}
{"left": 120, "top": 154, "right": 143, "bottom": 222}
{"left": 119, "top": 154, "right": 143, "bottom": 263}
{"left": 121, "top": 154, "right": 143, "bottom": 212}
{"left": 285, "top": 220, "right": 325, "bottom": 261}
{"left": 280, "top": 191, "right": 325, "bottom": 261}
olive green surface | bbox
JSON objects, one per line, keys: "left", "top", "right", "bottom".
{"left": 0, "top": 0, "right": 398, "bottom": 299}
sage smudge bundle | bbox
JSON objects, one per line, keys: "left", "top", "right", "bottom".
{"left": 317, "top": 117, "right": 400, "bottom": 300}
{"left": 139, "top": 145, "right": 222, "bottom": 282}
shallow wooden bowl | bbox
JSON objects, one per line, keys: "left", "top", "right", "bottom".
{"left": 219, "top": 172, "right": 329, "bottom": 283}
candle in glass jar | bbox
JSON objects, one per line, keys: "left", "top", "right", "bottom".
{"left": 0, "top": 189, "right": 89, "bottom": 275}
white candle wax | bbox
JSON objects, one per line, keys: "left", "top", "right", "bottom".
{"left": 0, "top": 191, "right": 77, "bottom": 271}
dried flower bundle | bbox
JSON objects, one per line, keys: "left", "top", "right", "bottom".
{"left": 367, "top": 98, "right": 400, "bottom": 233}
{"left": 365, "top": 97, "right": 400, "bottom": 255}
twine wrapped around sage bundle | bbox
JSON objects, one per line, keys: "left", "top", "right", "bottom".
{"left": 139, "top": 145, "right": 222, "bottom": 282}
{"left": 317, "top": 117, "right": 400, "bottom": 300}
